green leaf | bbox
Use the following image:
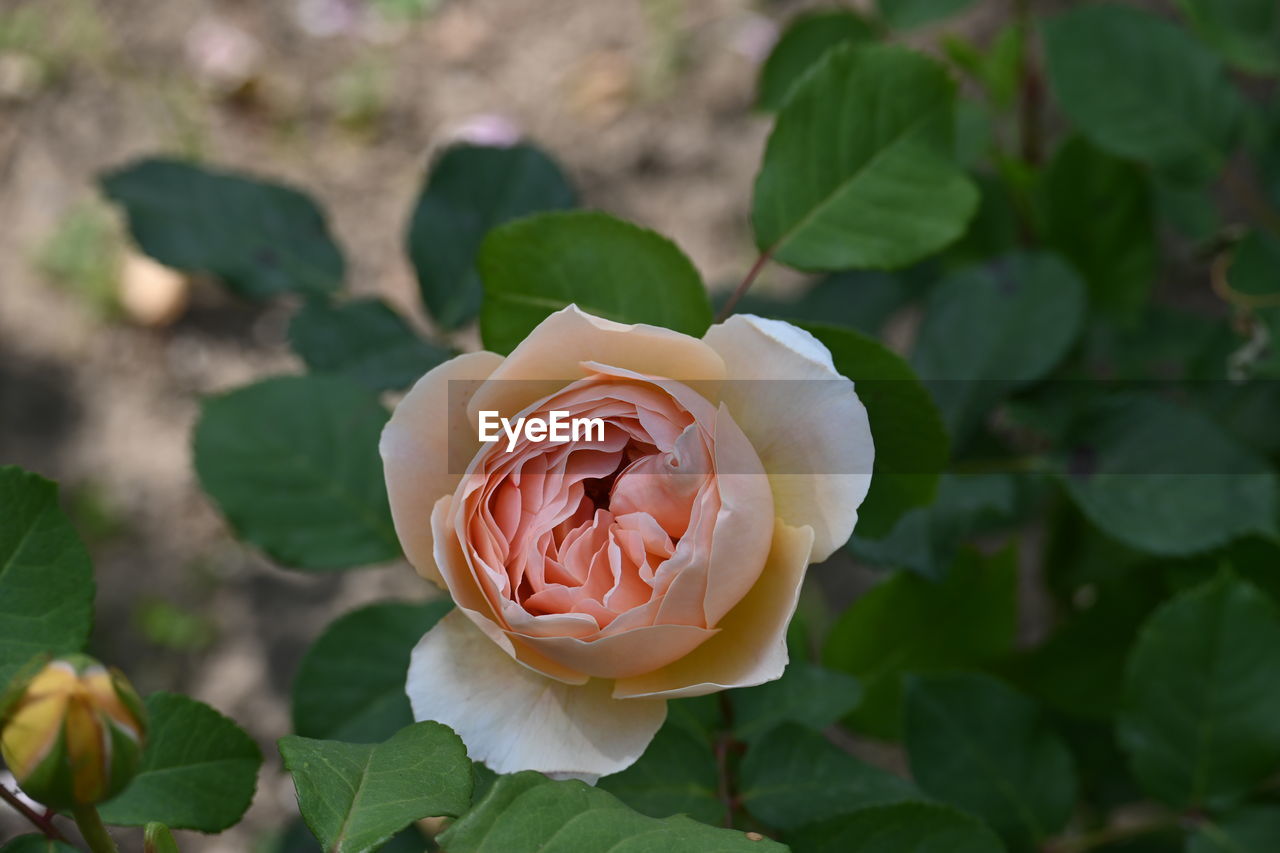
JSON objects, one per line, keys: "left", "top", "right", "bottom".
{"left": 727, "top": 268, "right": 929, "bottom": 338}
{"left": 1189, "top": 807, "right": 1280, "bottom": 853}
{"left": 823, "top": 547, "right": 1018, "bottom": 738}
{"left": 912, "top": 251, "right": 1086, "bottom": 444}
{"left": 848, "top": 473, "right": 1022, "bottom": 579}
{"left": 440, "top": 770, "right": 786, "bottom": 852}
{"left": 905, "top": 673, "right": 1077, "bottom": 849}
{"left": 1119, "top": 575, "right": 1280, "bottom": 810}
{"left": 478, "top": 211, "right": 712, "bottom": 354}
{"left": 1055, "top": 394, "right": 1278, "bottom": 556}
{"left": 732, "top": 659, "right": 862, "bottom": 744}
{"left": 0, "top": 467, "right": 94, "bottom": 690}
{"left": 739, "top": 724, "right": 918, "bottom": 831}
{"left": 101, "top": 158, "right": 344, "bottom": 300}
{"left": 804, "top": 323, "right": 949, "bottom": 537}
{"left": 1042, "top": 4, "right": 1245, "bottom": 173}
{"left": 1010, "top": 567, "right": 1166, "bottom": 720}
{"left": 753, "top": 44, "right": 978, "bottom": 271}
{"left": 597, "top": 721, "right": 721, "bottom": 825}
{"left": 293, "top": 600, "right": 451, "bottom": 743}
{"left": 1176, "top": 0, "right": 1280, "bottom": 75}
{"left": 288, "top": 299, "right": 451, "bottom": 392}
{"left": 0, "top": 838, "right": 79, "bottom": 853}
{"left": 193, "top": 375, "right": 399, "bottom": 571}
{"left": 143, "top": 823, "right": 179, "bottom": 853}
{"left": 879, "top": 0, "right": 980, "bottom": 31}
{"left": 757, "top": 10, "right": 876, "bottom": 111}
{"left": 790, "top": 802, "right": 1005, "bottom": 853}
{"left": 1037, "top": 137, "right": 1156, "bottom": 316}
{"left": 98, "top": 692, "right": 262, "bottom": 831}
{"left": 279, "top": 722, "right": 472, "bottom": 853}
{"left": 407, "top": 143, "right": 576, "bottom": 329}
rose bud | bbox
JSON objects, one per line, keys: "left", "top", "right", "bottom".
{"left": 382, "top": 306, "right": 873, "bottom": 779}
{"left": 1, "top": 654, "right": 147, "bottom": 808}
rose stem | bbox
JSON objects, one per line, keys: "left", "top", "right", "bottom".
{"left": 72, "top": 804, "right": 121, "bottom": 853}
{"left": 0, "top": 785, "right": 70, "bottom": 841}
{"left": 716, "top": 249, "right": 774, "bottom": 323}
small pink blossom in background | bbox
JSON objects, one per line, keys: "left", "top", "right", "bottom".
{"left": 184, "top": 16, "right": 261, "bottom": 88}
{"left": 732, "top": 13, "right": 779, "bottom": 65}
{"left": 440, "top": 113, "right": 523, "bottom": 148}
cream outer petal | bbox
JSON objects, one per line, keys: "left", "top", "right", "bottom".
{"left": 407, "top": 610, "right": 668, "bottom": 778}
{"left": 466, "top": 305, "right": 728, "bottom": 421}
{"left": 381, "top": 351, "right": 506, "bottom": 585}
{"left": 702, "top": 314, "right": 873, "bottom": 561}
{"left": 612, "top": 519, "right": 815, "bottom": 699}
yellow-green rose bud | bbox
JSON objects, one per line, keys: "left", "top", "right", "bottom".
{"left": 0, "top": 654, "right": 147, "bottom": 808}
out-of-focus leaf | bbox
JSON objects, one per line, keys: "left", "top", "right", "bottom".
{"left": 906, "top": 673, "right": 1076, "bottom": 849}
{"left": 1119, "top": 575, "right": 1280, "bottom": 810}
{"left": 280, "top": 722, "right": 472, "bottom": 853}
{"left": 288, "top": 299, "right": 451, "bottom": 392}
{"left": 0, "top": 466, "right": 94, "bottom": 690}
{"left": 879, "top": 0, "right": 980, "bottom": 31}
{"left": 478, "top": 211, "right": 712, "bottom": 354}
{"left": 1055, "top": 394, "right": 1277, "bottom": 556}
{"left": 193, "top": 375, "right": 399, "bottom": 571}
{"left": 757, "top": 10, "right": 876, "bottom": 111}
{"left": 823, "top": 547, "right": 1018, "bottom": 738}
{"left": 731, "top": 659, "right": 862, "bottom": 744}
{"left": 739, "top": 724, "right": 918, "bottom": 831}
{"left": 753, "top": 44, "right": 978, "bottom": 271}
{"left": 101, "top": 158, "right": 344, "bottom": 300}
{"left": 292, "top": 600, "right": 451, "bottom": 743}
{"left": 1043, "top": 4, "right": 1244, "bottom": 175}
{"left": 98, "top": 693, "right": 262, "bottom": 832}
{"left": 805, "top": 323, "right": 949, "bottom": 537}
{"left": 1227, "top": 230, "right": 1280, "bottom": 304}
{"left": 790, "top": 802, "right": 1005, "bottom": 853}
{"left": 728, "top": 268, "right": 928, "bottom": 338}
{"left": 912, "top": 252, "right": 1086, "bottom": 444}
{"left": 848, "top": 473, "right": 1023, "bottom": 579}
{"left": 1037, "top": 137, "right": 1156, "bottom": 316}
{"left": 407, "top": 143, "right": 576, "bottom": 329}
{"left": 1176, "top": 0, "right": 1280, "bottom": 75}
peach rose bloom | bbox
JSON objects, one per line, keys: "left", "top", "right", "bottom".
{"left": 381, "top": 306, "right": 872, "bottom": 779}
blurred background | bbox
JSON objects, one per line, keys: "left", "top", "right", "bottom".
{"left": 0, "top": 0, "right": 919, "bottom": 848}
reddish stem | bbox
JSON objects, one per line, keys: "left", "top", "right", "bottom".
{"left": 0, "top": 785, "right": 69, "bottom": 842}
{"left": 716, "top": 251, "right": 773, "bottom": 323}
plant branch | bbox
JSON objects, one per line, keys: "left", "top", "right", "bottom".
{"left": 72, "top": 804, "right": 120, "bottom": 853}
{"left": 0, "top": 785, "right": 69, "bottom": 842}
{"left": 716, "top": 250, "right": 773, "bottom": 323}
{"left": 1013, "top": 0, "right": 1042, "bottom": 167}
{"left": 1042, "top": 812, "right": 1186, "bottom": 853}
{"left": 715, "top": 692, "right": 744, "bottom": 829}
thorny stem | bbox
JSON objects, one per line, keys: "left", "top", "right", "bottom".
{"left": 0, "top": 785, "right": 69, "bottom": 842}
{"left": 716, "top": 251, "right": 773, "bottom": 323}
{"left": 72, "top": 804, "right": 120, "bottom": 853}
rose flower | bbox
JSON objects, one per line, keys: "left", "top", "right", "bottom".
{"left": 381, "top": 306, "right": 872, "bottom": 779}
